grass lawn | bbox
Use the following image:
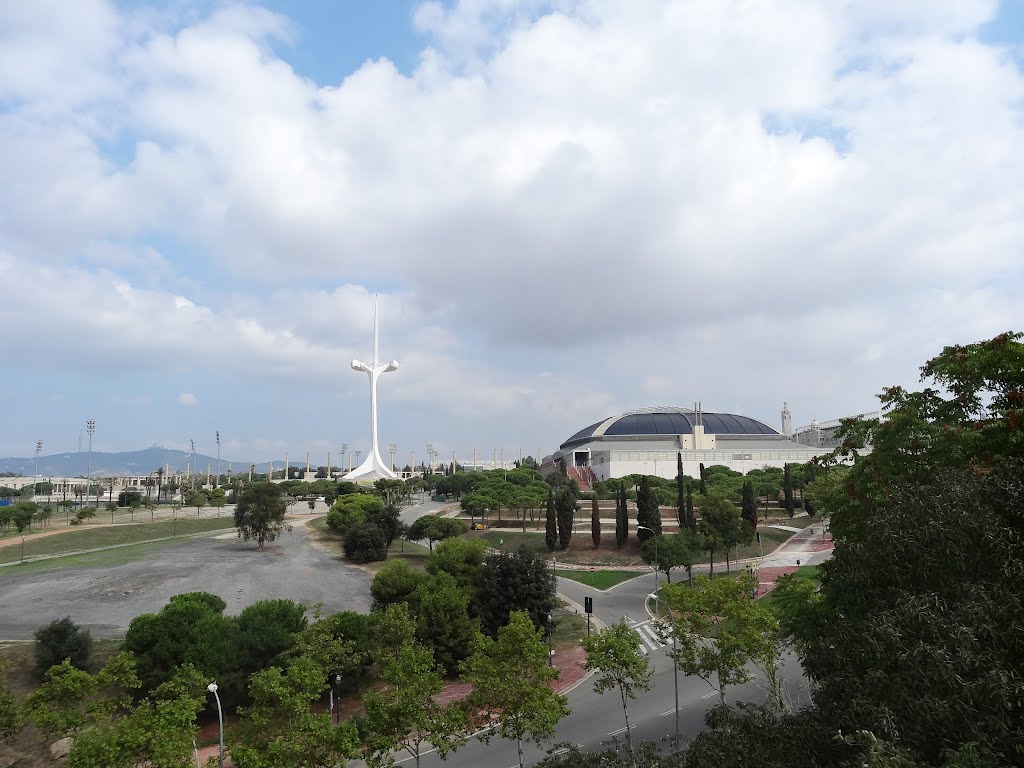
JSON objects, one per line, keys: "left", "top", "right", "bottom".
{"left": 761, "top": 564, "right": 821, "bottom": 608}
{"left": 0, "top": 517, "right": 236, "bottom": 566}
{"left": 549, "top": 609, "right": 588, "bottom": 651}
{"left": 555, "top": 568, "right": 641, "bottom": 590}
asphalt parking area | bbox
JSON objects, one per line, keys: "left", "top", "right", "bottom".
{"left": 0, "top": 522, "right": 371, "bottom": 640}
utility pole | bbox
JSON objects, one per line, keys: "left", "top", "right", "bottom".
{"left": 215, "top": 431, "right": 221, "bottom": 489}
{"left": 388, "top": 444, "right": 397, "bottom": 473}
{"left": 33, "top": 440, "right": 42, "bottom": 500}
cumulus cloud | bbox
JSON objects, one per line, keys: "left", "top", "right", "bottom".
{"left": 0, "top": 0, "right": 1022, "bottom": 457}
{"left": 177, "top": 392, "right": 198, "bottom": 406}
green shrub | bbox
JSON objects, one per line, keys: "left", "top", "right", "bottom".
{"left": 33, "top": 616, "right": 92, "bottom": 677}
{"left": 343, "top": 523, "right": 387, "bottom": 563}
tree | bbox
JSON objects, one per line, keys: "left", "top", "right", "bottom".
{"left": 786, "top": 333, "right": 1024, "bottom": 764}
{"left": 414, "top": 572, "right": 476, "bottom": 673}
{"left": 34, "top": 616, "right": 92, "bottom": 677}
{"left": 344, "top": 522, "right": 388, "bottom": 562}
{"left": 369, "top": 603, "right": 418, "bottom": 664}
{"left": 64, "top": 664, "right": 207, "bottom": 768}
{"left": 782, "top": 464, "right": 795, "bottom": 517}
{"left": 371, "top": 559, "right": 428, "bottom": 612}
{"left": 615, "top": 483, "right": 628, "bottom": 548}
{"left": 660, "top": 573, "right": 779, "bottom": 706}
{"left": 555, "top": 485, "right": 575, "bottom": 550}
{"left": 591, "top": 497, "right": 601, "bottom": 548}
{"left": 582, "top": 620, "right": 653, "bottom": 762}
{"left": 363, "top": 641, "right": 467, "bottom": 768}
{"left": 406, "top": 514, "right": 467, "bottom": 551}
{"left": 640, "top": 532, "right": 701, "bottom": 584}
{"left": 699, "top": 462, "right": 707, "bottom": 495}
{"left": 234, "top": 482, "right": 291, "bottom": 549}
{"left": 291, "top": 609, "right": 371, "bottom": 690}
{"left": 475, "top": 547, "right": 556, "bottom": 637}
{"left": 677, "top": 457, "right": 696, "bottom": 531}
{"left": 425, "top": 537, "right": 487, "bottom": 595}
{"left": 369, "top": 503, "right": 404, "bottom": 548}
{"left": 117, "top": 489, "right": 142, "bottom": 507}
{"left": 235, "top": 599, "right": 308, "bottom": 678}
{"left": 741, "top": 480, "right": 758, "bottom": 532}
{"left": 231, "top": 656, "right": 359, "bottom": 768}
{"left": 184, "top": 488, "right": 207, "bottom": 517}
{"left": 544, "top": 487, "right": 558, "bottom": 551}
{"left": 698, "top": 494, "right": 743, "bottom": 573}
{"left": 461, "top": 611, "right": 569, "bottom": 768}
{"left": 635, "top": 476, "right": 661, "bottom": 542}
{"left": 122, "top": 593, "right": 250, "bottom": 707}
{"left": 24, "top": 651, "right": 139, "bottom": 739}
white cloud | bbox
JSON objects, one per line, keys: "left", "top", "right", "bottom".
{"left": 177, "top": 392, "right": 198, "bottom": 406}
{"left": 0, "top": 0, "right": 1022, "bottom": 458}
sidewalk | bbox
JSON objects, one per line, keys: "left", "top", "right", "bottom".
{"left": 754, "top": 522, "right": 833, "bottom": 596}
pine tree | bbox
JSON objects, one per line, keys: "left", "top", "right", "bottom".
{"left": 783, "top": 464, "right": 795, "bottom": 518}
{"left": 591, "top": 497, "right": 601, "bottom": 548}
{"left": 545, "top": 488, "right": 558, "bottom": 551}
{"left": 635, "top": 476, "right": 661, "bottom": 543}
{"left": 699, "top": 463, "right": 707, "bottom": 496}
{"left": 615, "top": 483, "right": 628, "bottom": 548}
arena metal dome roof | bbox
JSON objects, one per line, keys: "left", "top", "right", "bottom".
{"left": 560, "top": 406, "right": 778, "bottom": 449}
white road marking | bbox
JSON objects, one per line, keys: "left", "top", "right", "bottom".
{"left": 659, "top": 708, "right": 677, "bottom": 717}
{"left": 700, "top": 690, "right": 719, "bottom": 699}
{"left": 642, "top": 625, "right": 661, "bottom": 643}
{"left": 608, "top": 726, "right": 629, "bottom": 737}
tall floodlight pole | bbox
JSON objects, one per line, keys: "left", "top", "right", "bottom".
{"left": 389, "top": 444, "right": 397, "bottom": 473}
{"left": 85, "top": 420, "right": 95, "bottom": 507}
{"left": 215, "top": 431, "right": 221, "bottom": 489}
{"left": 34, "top": 440, "right": 42, "bottom": 499}
{"left": 344, "top": 296, "right": 399, "bottom": 481}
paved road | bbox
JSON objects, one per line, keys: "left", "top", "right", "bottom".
{"left": 0, "top": 520, "right": 372, "bottom": 640}
{"left": 386, "top": 521, "right": 831, "bottom": 767}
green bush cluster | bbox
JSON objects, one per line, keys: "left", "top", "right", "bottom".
{"left": 369, "top": 541, "right": 555, "bottom": 672}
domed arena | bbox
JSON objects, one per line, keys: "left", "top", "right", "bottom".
{"left": 546, "top": 405, "right": 821, "bottom": 487}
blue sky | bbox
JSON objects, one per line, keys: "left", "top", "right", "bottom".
{"left": 1, "top": 0, "right": 1022, "bottom": 468}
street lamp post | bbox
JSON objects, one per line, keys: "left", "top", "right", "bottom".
{"left": 333, "top": 674, "right": 342, "bottom": 725}
{"left": 637, "top": 524, "right": 659, "bottom": 613}
{"left": 546, "top": 612, "right": 554, "bottom": 667}
{"left": 207, "top": 682, "right": 224, "bottom": 768}
{"left": 85, "top": 420, "right": 95, "bottom": 508}
{"left": 215, "top": 431, "right": 221, "bottom": 490}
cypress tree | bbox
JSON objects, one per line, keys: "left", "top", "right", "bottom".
{"left": 679, "top": 478, "right": 696, "bottom": 532}
{"left": 699, "top": 462, "right": 707, "bottom": 495}
{"left": 676, "top": 453, "right": 686, "bottom": 528}
{"left": 615, "top": 483, "right": 628, "bottom": 547}
{"left": 784, "top": 463, "right": 795, "bottom": 518}
{"left": 686, "top": 485, "right": 694, "bottom": 528}
{"left": 741, "top": 480, "right": 758, "bottom": 530}
{"left": 591, "top": 497, "right": 601, "bottom": 548}
{"left": 635, "top": 476, "right": 661, "bottom": 543}
{"left": 545, "top": 487, "right": 558, "bottom": 551}
{"left": 555, "top": 486, "right": 574, "bottom": 550}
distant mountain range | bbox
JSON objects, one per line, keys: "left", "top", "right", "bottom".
{"left": 0, "top": 447, "right": 287, "bottom": 478}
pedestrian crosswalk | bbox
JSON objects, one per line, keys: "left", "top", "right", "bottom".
{"left": 630, "top": 619, "right": 668, "bottom": 653}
